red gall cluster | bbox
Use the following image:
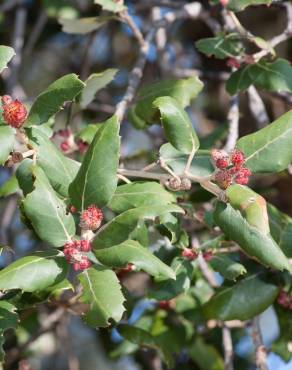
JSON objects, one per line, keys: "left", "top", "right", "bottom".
{"left": 1, "top": 95, "right": 27, "bottom": 128}
{"left": 211, "top": 148, "right": 251, "bottom": 189}
{"left": 64, "top": 239, "right": 91, "bottom": 271}
{"left": 52, "top": 129, "right": 88, "bottom": 154}
{"left": 79, "top": 204, "right": 103, "bottom": 230}
{"left": 181, "top": 248, "right": 213, "bottom": 262}
{"left": 277, "top": 290, "right": 292, "bottom": 310}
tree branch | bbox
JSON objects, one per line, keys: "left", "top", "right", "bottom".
{"left": 251, "top": 316, "right": 267, "bottom": 370}
{"left": 224, "top": 95, "right": 240, "bottom": 152}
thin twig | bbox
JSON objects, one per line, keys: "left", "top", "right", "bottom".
{"left": 224, "top": 95, "right": 239, "bottom": 152}
{"left": 251, "top": 317, "right": 267, "bottom": 370}
{"left": 223, "top": 325, "right": 234, "bottom": 370}
{"left": 119, "top": 9, "right": 146, "bottom": 48}
{"left": 247, "top": 86, "right": 269, "bottom": 128}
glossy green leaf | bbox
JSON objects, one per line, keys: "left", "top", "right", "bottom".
{"left": 118, "top": 325, "right": 173, "bottom": 368}
{"left": 159, "top": 143, "right": 213, "bottom": 177}
{"left": 0, "top": 125, "right": 14, "bottom": 165}
{"left": 23, "top": 166, "right": 76, "bottom": 247}
{"left": 0, "top": 301, "right": 18, "bottom": 362}
{"left": 94, "top": 0, "right": 126, "bottom": 12}
{"left": 214, "top": 202, "right": 291, "bottom": 271}
{"left": 93, "top": 204, "right": 184, "bottom": 249}
{"left": 27, "top": 127, "right": 80, "bottom": 197}
{"left": 0, "top": 251, "right": 67, "bottom": 292}
{"left": 59, "top": 16, "right": 113, "bottom": 35}
{"left": 268, "top": 203, "right": 292, "bottom": 258}
{"left": 79, "top": 69, "right": 118, "bottom": 108}
{"left": 0, "top": 45, "right": 15, "bottom": 73}
{"left": 203, "top": 275, "right": 278, "bottom": 321}
{"left": 0, "top": 175, "right": 19, "bottom": 197}
{"left": 148, "top": 257, "right": 192, "bottom": 300}
{"left": 129, "top": 77, "right": 203, "bottom": 128}
{"left": 237, "top": 110, "right": 292, "bottom": 173}
{"left": 95, "top": 240, "right": 175, "bottom": 279}
{"left": 188, "top": 337, "right": 224, "bottom": 370}
{"left": 227, "top": 59, "right": 292, "bottom": 95}
{"left": 226, "top": 184, "right": 270, "bottom": 235}
{"left": 69, "top": 115, "right": 120, "bottom": 210}
{"left": 108, "top": 181, "right": 176, "bottom": 213}
{"left": 26, "top": 74, "right": 85, "bottom": 126}
{"left": 15, "top": 159, "right": 34, "bottom": 196}
{"left": 78, "top": 266, "right": 125, "bottom": 327}
{"left": 196, "top": 33, "right": 243, "bottom": 59}
{"left": 154, "top": 96, "right": 199, "bottom": 154}
{"left": 209, "top": 255, "right": 246, "bottom": 281}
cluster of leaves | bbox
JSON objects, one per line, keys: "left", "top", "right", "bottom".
{"left": 0, "top": 0, "right": 292, "bottom": 367}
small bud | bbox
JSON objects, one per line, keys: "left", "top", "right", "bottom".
{"left": 180, "top": 177, "right": 192, "bottom": 191}
{"left": 182, "top": 248, "right": 198, "bottom": 261}
{"left": 80, "top": 239, "right": 91, "bottom": 252}
{"left": 116, "top": 264, "right": 135, "bottom": 279}
{"left": 166, "top": 177, "right": 181, "bottom": 191}
{"left": 60, "top": 141, "right": 70, "bottom": 152}
{"left": 79, "top": 256, "right": 91, "bottom": 270}
{"left": 220, "top": 0, "right": 228, "bottom": 6}
{"left": 211, "top": 149, "right": 228, "bottom": 163}
{"left": 69, "top": 205, "right": 77, "bottom": 214}
{"left": 2, "top": 99, "right": 27, "bottom": 128}
{"left": 216, "top": 158, "right": 229, "bottom": 169}
{"left": 203, "top": 250, "right": 213, "bottom": 262}
{"left": 58, "top": 129, "right": 71, "bottom": 138}
{"left": 230, "top": 149, "right": 245, "bottom": 168}
{"left": 158, "top": 300, "right": 171, "bottom": 310}
{"left": 79, "top": 205, "right": 103, "bottom": 230}
{"left": 215, "top": 170, "right": 232, "bottom": 189}
{"left": 1, "top": 95, "right": 13, "bottom": 105}
{"left": 76, "top": 139, "right": 89, "bottom": 154}
{"left": 234, "top": 167, "right": 251, "bottom": 185}
{"left": 226, "top": 58, "right": 241, "bottom": 69}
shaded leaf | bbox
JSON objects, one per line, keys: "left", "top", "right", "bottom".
{"left": 0, "top": 301, "right": 18, "bottom": 362}
{"left": 129, "top": 77, "right": 203, "bottom": 128}
{"left": 237, "top": 110, "right": 292, "bottom": 173}
{"left": 23, "top": 166, "right": 75, "bottom": 247}
{"left": 95, "top": 240, "right": 175, "bottom": 280}
{"left": 196, "top": 33, "right": 243, "bottom": 59}
{"left": 26, "top": 74, "right": 85, "bottom": 126}
{"left": 214, "top": 202, "right": 290, "bottom": 271}
{"left": 209, "top": 255, "right": 246, "bottom": 281}
{"left": 108, "top": 181, "right": 176, "bottom": 213}
{"left": 0, "top": 175, "right": 19, "bottom": 197}
{"left": 188, "top": 336, "right": 224, "bottom": 370}
{"left": 27, "top": 127, "right": 80, "bottom": 197}
{"left": 0, "top": 125, "right": 14, "bottom": 165}
{"left": 78, "top": 266, "right": 125, "bottom": 327}
{"left": 79, "top": 69, "right": 118, "bottom": 108}
{"left": 154, "top": 96, "right": 199, "bottom": 154}
{"left": 159, "top": 143, "right": 213, "bottom": 177}
{"left": 203, "top": 275, "right": 278, "bottom": 321}
{"left": 0, "top": 45, "right": 15, "bottom": 73}
{"left": 69, "top": 115, "right": 120, "bottom": 210}
{"left": 94, "top": 0, "right": 126, "bottom": 12}
{"left": 226, "top": 0, "right": 272, "bottom": 12}
{"left": 226, "top": 59, "right": 292, "bottom": 95}
{"left": 59, "top": 16, "right": 113, "bottom": 35}
{"left": 0, "top": 251, "right": 67, "bottom": 292}
{"left": 93, "top": 204, "right": 184, "bottom": 249}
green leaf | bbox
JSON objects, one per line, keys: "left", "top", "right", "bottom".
{"left": 94, "top": 0, "right": 126, "bottom": 12}
{"left": 188, "top": 337, "right": 224, "bottom": 370}
{"left": 154, "top": 96, "right": 199, "bottom": 154}
{"left": 78, "top": 266, "right": 125, "bottom": 327}
{"left": 268, "top": 203, "right": 292, "bottom": 258}
{"left": 237, "top": 110, "right": 292, "bottom": 173}
{"left": 15, "top": 159, "right": 34, "bottom": 196}
{"left": 0, "top": 301, "right": 18, "bottom": 362}
{"left": 129, "top": 77, "right": 203, "bottom": 128}
{"left": 108, "top": 181, "right": 176, "bottom": 213}
{"left": 59, "top": 16, "right": 113, "bottom": 34}
{"left": 214, "top": 202, "right": 291, "bottom": 271}
{"left": 226, "top": 185, "right": 270, "bottom": 235}
{"left": 159, "top": 143, "right": 214, "bottom": 177}
{"left": 0, "top": 45, "right": 15, "bottom": 73}
{"left": 226, "top": 0, "right": 272, "bottom": 12}
{"left": 22, "top": 166, "right": 76, "bottom": 247}
{"left": 79, "top": 69, "right": 118, "bottom": 108}
{"left": 27, "top": 127, "right": 80, "bottom": 197}
{"left": 0, "top": 175, "right": 19, "bottom": 197}
{"left": 94, "top": 240, "right": 175, "bottom": 280}
{"left": 148, "top": 257, "right": 193, "bottom": 300}
{"left": 226, "top": 59, "right": 292, "bottom": 95}
{"left": 26, "top": 74, "right": 85, "bottom": 126}
{"left": 0, "top": 251, "right": 67, "bottom": 292}
{"left": 69, "top": 115, "right": 120, "bottom": 210}
{"left": 77, "top": 124, "right": 101, "bottom": 144}
{"left": 0, "top": 125, "right": 14, "bottom": 165}
{"left": 203, "top": 275, "right": 278, "bottom": 321}
{"left": 118, "top": 325, "right": 173, "bottom": 368}
{"left": 196, "top": 33, "right": 243, "bottom": 59}
{"left": 209, "top": 255, "right": 246, "bottom": 281}
{"left": 93, "top": 204, "right": 184, "bottom": 249}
